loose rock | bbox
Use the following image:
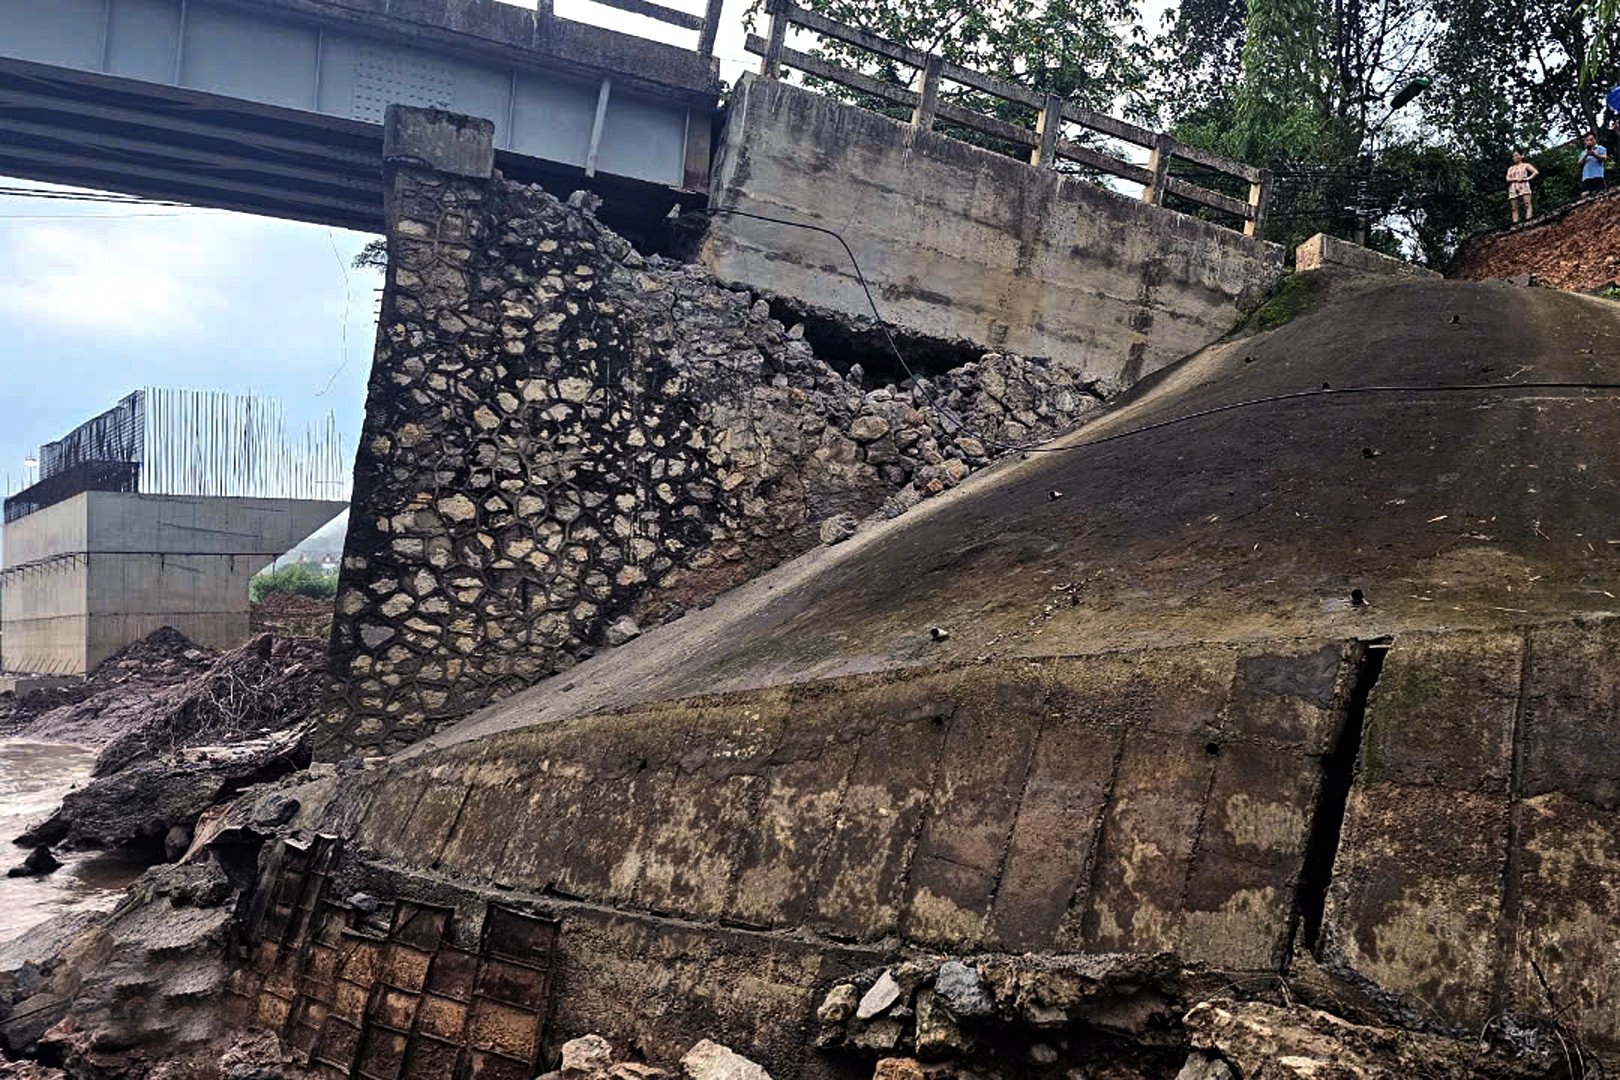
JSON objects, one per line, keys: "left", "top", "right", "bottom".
{"left": 6, "top": 846, "right": 60, "bottom": 878}
{"left": 819, "top": 513, "right": 859, "bottom": 546}
{"left": 817, "top": 983, "right": 860, "bottom": 1024}
{"left": 934, "top": 960, "right": 991, "bottom": 1017}
{"left": 856, "top": 970, "right": 902, "bottom": 1020}
{"left": 562, "top": 1033, "right": 615, "bottom": 1075}
{"left": 604, "top": 616, "right": 642, "bottom": 647}
{"left": 680, "top": 1039, "right": 771, "bottom": 1080}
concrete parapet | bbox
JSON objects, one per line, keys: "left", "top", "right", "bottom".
{"left": 1295, "top": 233, "right": 1441, "bottom": 278}
{"left": 702, "top": 75, "right": 1285, "bottom": 389}
{"left": 1, "top": 493, "right": 343, "bottom": 674}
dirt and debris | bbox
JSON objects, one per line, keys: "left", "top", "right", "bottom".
{"left": 814, "top": 954, "right": 1572, "bottom": 1079}
{"left": 1449, "top": 187, "right": 1620, "bottom": 292}
{"left": 0, "top": 628, "right": 210, "bottom": 744}
{"left": 539, "top": 1033, "right": 771, "bottom": 1080}
{"left": 0, "top": 774, "right": 330, "bottom": 1077}
{"left": 248, "top": 592, "right": 333, "bottom": 642}
{"left": 5, "top": 627, "right": 328, "bottom": 857}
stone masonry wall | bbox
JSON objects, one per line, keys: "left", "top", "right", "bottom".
{"left": 320, "top": 108, "right": 1102, "bottom": 754}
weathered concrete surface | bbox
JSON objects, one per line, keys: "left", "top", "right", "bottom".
{"left": 312, "top": 641, "right": 1364, "bottom": 1073}
{"left": 308, "top": 268, "right": 1620, "bottom": 1072}
{"left": 1294, "top": 233, "right": 1441, "bottom": 278}
{"left": 419, "top": 273, "right": 1620, "bottom": 754}
{"left": 293, "top": 152, "right": 1620, "bottom": 1075}
{"left": 701, "top": 75, "right": 1285, "bottom": 386}
{"left": 1324, "top": 619, "right": 1620, "bottom": 1056}
{"left": 1, "top": 493, "right": 342, "bottom": 675}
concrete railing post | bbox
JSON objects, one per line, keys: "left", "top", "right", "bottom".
{"left": 1245, "top": 168, "right": 1273, "bottom": 239}
{"left": 760, "top": 0, "right": 788, "bottom": 79}
{"left": 697, "top": 0, "right": 723, "bottom": 57}
{"left": 1142, "top": 133, "right": 1174, "bottom": 205}
{"left": 1031, "top": 93, "right": 1063, "bottom": 168}
{"left": 911, "top": 54, "right": 943, "bottom": 131}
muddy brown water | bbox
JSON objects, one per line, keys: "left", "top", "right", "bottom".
{"left": 0, "top": 740, "right": 147, "bottom": 944}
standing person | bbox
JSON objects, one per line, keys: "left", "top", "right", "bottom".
{"left": 1506, "top": 150, "right": 1539, "bottom": 222}
{"left": 1578, "top": 133, "right": 1609, "bottom": 196}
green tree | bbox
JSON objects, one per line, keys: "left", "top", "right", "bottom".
{"left": 749, "top": 0, "right": 1149, "bottom": 157}
{"left": 1151, "top": 0, "right": 1248, "bottom": 120}
{"left": 1426, "top": 0, "right": 1617, "bottom": 146}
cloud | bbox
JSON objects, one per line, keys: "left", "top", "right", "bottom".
{"left": 0, "top": 213, "right": 230, "bottom": 339}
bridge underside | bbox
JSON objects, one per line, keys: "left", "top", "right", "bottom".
{"left": 0, "top": 56, "right": 699, "bottom": 240}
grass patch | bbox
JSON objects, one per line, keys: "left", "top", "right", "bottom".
{"left": 1241, "top": 272, "right": 1323, "bottom": 334}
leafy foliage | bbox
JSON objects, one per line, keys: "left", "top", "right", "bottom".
{"left": 748, "top": 0, "right": 1149, "bottom": 161}
{"left": 250, "top": 562, "right": 338, "bottom": 604}
{"left": 353, "top": 237, "right": 388, "bottom": 272}
{"left": 1426, "top": 0, "right": 1618, "bottom": 148}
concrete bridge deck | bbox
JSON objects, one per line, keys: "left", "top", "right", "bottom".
{"left": 0, "top": 0, "right": 721, "bottom": 230}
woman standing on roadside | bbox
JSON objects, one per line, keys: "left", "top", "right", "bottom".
{"left": 1506, "top": 150, "right": 1539, "bottom": 223}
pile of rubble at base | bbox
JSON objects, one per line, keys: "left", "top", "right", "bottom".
{"left": 543, "top": 1033, "right": 771, "bottom": 1080}
{"left": 0, "top": 628, "right": 210, "bottom": 743}
{"left": 6, "top": 627, "right": 329, "bottom": 863}
{"left": 249, "top": 591, "right": 335, "bottom": 642}
{"left": 815, "top": 954, "right": 1579, "bottom": 1079}
{"left": 0, "top": 778, "right": 338, "bottom": 1077}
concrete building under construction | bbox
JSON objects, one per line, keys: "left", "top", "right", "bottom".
{"left": 0, "top": 388, "right": 348, "bottom": 675}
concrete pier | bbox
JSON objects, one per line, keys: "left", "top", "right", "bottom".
{"left": 1, "top": 492, "right": 344, "bottom": 675}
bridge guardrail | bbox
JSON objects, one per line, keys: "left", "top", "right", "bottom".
{"left": 746, "top": 0, "right": 1272, "bottom": 237}
{"left": 569, "top": 0, "right": 727, "bottom": 57}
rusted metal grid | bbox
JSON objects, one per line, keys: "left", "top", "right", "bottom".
{"left": 228, "top": 837, "right": 560, "bottom": 1080}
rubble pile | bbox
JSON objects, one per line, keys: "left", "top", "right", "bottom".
{"left": 0, "top": 628, "right": 211, "bottom": 743}
{"left": 10, "top": 630, "right": 328, "bottom": 857}
{"left": 814, "top": 954, "right": 1570, "bottom": 1079}
{"left": 249, "top": 590, "right": 335, "bottom": 641}
{"left": 541, "top": 1033, "right": 773, "bottom": 1080}
{"left": 0, "top": 801, "right": 318, "bottom": 1076}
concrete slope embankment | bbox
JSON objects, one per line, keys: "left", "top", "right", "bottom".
{"left": 277, "top": 272, "right": 1620, "bottom": 1074}
{"left": 428, "top": 273, "right": 1620, "bottom": 750}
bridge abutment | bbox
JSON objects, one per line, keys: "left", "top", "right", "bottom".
{"left": 320, "top": 106, "right": 1104, "bottom": 753}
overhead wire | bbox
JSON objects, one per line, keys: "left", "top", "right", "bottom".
{"left": 696, "top": 206, "right": 1620, "bottom": 457}
{"left": 0, "top": 185, "right": 223, "bottom": 219}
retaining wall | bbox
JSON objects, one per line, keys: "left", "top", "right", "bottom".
{"left": 701, "top": 75, "right": 1286, "bottom": 390}
{"left": 1323, "top": 619, "right": 1620, "bottom": 1055}
{"left": 327, "top": 640, "right": 1364, "bottom": 1072}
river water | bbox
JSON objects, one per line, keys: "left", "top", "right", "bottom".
{"left": 0, "top": 740, "right": 148, "bottom": 944}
